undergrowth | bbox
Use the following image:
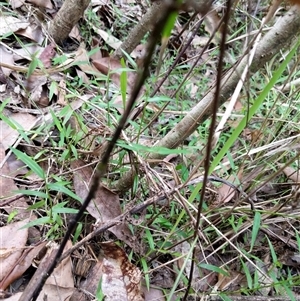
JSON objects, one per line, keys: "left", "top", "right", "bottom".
{"left": 2, "top": 0, "right": 300, "bottom": 300}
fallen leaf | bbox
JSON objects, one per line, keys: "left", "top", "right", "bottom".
{"left": 57, "top": 78, "right": 68, "bottom": 105}
{"left": 75, "top": 69, "right": 90, "bottom": 85}
{"left": 78, "top": 242, "right": 144, "bottom": 301}
{"left": 173, "top": 242, "right": 219, "bottom": 292}
{"left": 20, "top": 241, "right": 75, "bottom": 301}
{"left": 13, "top": 45, "right": 44, "bottom": 61}
{"left": 16, "top": 25, "right": 44, "bottom": 44}
{"left": 9, "top": 0, "right": 25, "bottom": 9}
{"left": 0, "top": 112, "right": 37, "bottom": 150}
{"left": 24, "top": 74, "right": 48, "bottom": 106}
{"left": 72, "top": 45, "right": 101, "bottom": 76}
{"left": 216, "top": 175, "right": 237, "bottom": 204}
{"left": 234, "top": 99, "right": 244, "bottom": 111}
{"left": 281, "top": 165, "right": 300, "bottom": 183}
{"left": 142, "top": 286, "right": 166, "bottom": 301}
{"left": 72, "top": 160, "right": 133, "bottom": 245}
{"left": 39, "top": 43, "right": 56, "bottom": 68}
{"left": 216, "top": 168, "right": 243, "bottom": 205}
{"left": 216, "top": 271, "right": 245, "bottom": 292}
{"left": 0, "top": 45, "right": 15, "bottom": 76}
{"left": 90, "top": 39, "right": 103, "bottom": 61}
{"left": 27, "top": 0, "right": 53, "bottom": 9}
{"left": 93, "top": 57, "right": 137, "bottom": 93}
{"left": 44, "top": 241, "right": 74, "bottom": 288}
{"left": 69, "top": 25, "right": 81, "bottom": 41}
{"left": 92, "top": 28, "right": 122, "bottom": 50}
{"left": 0, "top": 241, "right": 47, "bottom": 291}
{"left": 0, "top": 219, "right": 29, "bottom": 287}
{"left": 0, "top": 143, "right": 30, "bottom": 220}
{"left": 0, "top": 16, "right": 29, "bottom": 36}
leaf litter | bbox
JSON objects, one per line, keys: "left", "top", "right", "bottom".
{"left": 1, "top": 0, "right": 300, "bottom": 300}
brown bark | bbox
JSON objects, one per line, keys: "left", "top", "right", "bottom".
{"left": 114, "top": 0, "right": 213, "bottom": 58}
{"left": 48, "top": 0, "right": 90, "bottom": 44}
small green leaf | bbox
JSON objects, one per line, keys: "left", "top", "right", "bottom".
{"left": 11, "top": 148, "right": 45, "bottom": 179}
{"left": 266, "top": 236, "right": 277, "bottom": 263}
{"left": 27, "top": 200, "right": 46, "bottom": 210}
{"left": 145, "top": 229, "right": 154, "bottom": 250}
{"left": 27, "top": 56, "right": 42, "bottom": 78}
{"left": 21, "top": 217, "right": 51, "bottom": 228}
{"left": 70, "top": 144, "right": 78, "bottom": 159}
{"left": 120, "top": 58, "right": 127, "bottom": 109}
{"left": 49, "top": 81, "right": 57, "bottom": 101}
{"left": 198, "top": 263, "right": 229, "bottom": 276}
{"left": 141, "top": 258, "right": 150, "bottom": 290}
{"left": 147, "top": 96, "right": 173, "bottom": 102}
{"left": 241, "top": 259, "right": 252, "bottom": 289}
{"left": 117, "top": 141, "right": 189, "bottom": 155}
{"left": 218, "top": 294, "right": 234, "bottom": 301}
{"left": 96, "top": 277, "right": 105, "bottom": 301}
{"left": 73, "top": 222, "right": 83, "bottom": 243}
{"left": 52, "top": 202, "right": 78, "bottom": 214}
{"left": 8, "top": 210, "right": 18, "bottom": 223}
{"left": 17, "top": 189, "right": 48, "bottom": 198}
{"left": 162, "top": 11, "right": 178, "bottom": 39}
{"left": 250, "top": 211, "right": 261, "bottom": 252}
{"left": 47, "top": 182, "right": 82, "bottom": 202}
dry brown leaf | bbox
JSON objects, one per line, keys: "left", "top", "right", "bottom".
{"left": 0, "top": 219, "right": 29, "bottom": 288}
{"left": 0, "top": 112, "right": 37, "bottom": 150}
{"left": 0, "top": 45, "right": 15, "bottom": 76}
{"left": 57, "top": 78, "right": 68, "bottom": 105}
{"left": 0, "top": 16, "right": 29, "bottom": 36}
{"left": 93, "top": 28, "right": 122, "bottom": 50}
{"left": 90, "top": 39, "right": 103, "bottom": 61}
{"left": 0, "top": 241, "right": 47, "bottom": 291}
{"left": 234, "top": 100, "right": 243, "bottom": 111}
{"left": 173, "top": 242, "right": 218, "bottom": 292}
{"left": 9, "top": 0, "right": 25, "bottom": 9}
{"left": 142, "top": 287, "right": 166, "bottom": 301}
{"left": 27, "top": 0, "right": 53, "bottom": 9}
{"left": 71, "top": 160, "right": 133, "bottom": 244}
{"left": 73, "top": 242, "right": 143, "bottom": 300}
{"left": 101, "top": 242, "right": 143, "bottom": 301}
{"left": 75, "top": 69, "right": 90, "bottom": 85}
{"left": 6, "top": 153, "right": 28, "bottom": 177}
{"left": 93, "top": 57, "right": 137, "bottom": 93}
{"left": 21, "top": 241, "right": 75, "bottom": 301}
{"left": 39, "top": 43, "right": 56, "bottom": 68}
{"left": 217, "top": 174, "right": 238, "bottom": 204}
{"left": 69, "top": 25, "right": 81, "bottom": 42}
{"left": 16, "top": 25, "right": 44, "bottom": 44}
{"left": 13, "top": 45, "right": 44, "bottom": 61}
{"left": 281, "top": 165, "right": 300, "bottom": 183}
{"left": 216, "top": 271, "right": 245, "bottom": 292}
{"left": 24, "top": 74, "right": 48, "bottom": 106}
{"left": 44, "top": 241, "right": 74, "bottom": 288}
{"left": 72, "top": 45, "right": 100, "bottom": 76}
{"left": 0, "top": 144, "right": 30, "bottom": 219}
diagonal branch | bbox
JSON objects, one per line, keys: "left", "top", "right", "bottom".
{"left": 114, "top": 5, "right": 300, "bottom": 192}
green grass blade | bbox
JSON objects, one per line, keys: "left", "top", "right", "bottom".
{"left": 188, "top": 40, "right": 300, "bottom": 203}
{"left": 210, "top": 40, "right": 300, "bottom": 174}
{"left": 47, "top": 182, "right": 82, "bottom": 202}
{"left": 198, "top": 263, "right": 229, "bottom": 276}
{"left": 250, "top": 211, "right": 261, "bottom": 252}
{"left": 11, "top": 148, "right": 45, "bottom": 179}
